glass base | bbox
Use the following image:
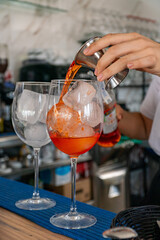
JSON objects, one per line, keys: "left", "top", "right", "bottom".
{"left": 15, "top": 198, "right": 56, "bottom": 210}
{"left": 50, "top": 212, "right": 97, "bottom": 229}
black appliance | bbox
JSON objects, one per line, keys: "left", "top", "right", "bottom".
{"left": 19, "top": 59, "right": 58, "bottom": 82}
{"left": 19, "top": 49, "right": 70, "bottom": 82}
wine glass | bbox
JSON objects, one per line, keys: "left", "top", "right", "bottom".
{"left": 12, "top": 82, "right": 56, "bottom": 210}
{"left": 47, "top": 79, "right": 103, "bottom": 229}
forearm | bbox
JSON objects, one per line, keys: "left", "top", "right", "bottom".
{"left": 118, "top": 110, "right": 150, "bottom": 140}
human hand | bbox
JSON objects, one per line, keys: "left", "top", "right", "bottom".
{"left": 83, "top": 32, "right": 160, "bottom": 82}
{"left": 116, "top": 104, "right": 124, "bottom": 122}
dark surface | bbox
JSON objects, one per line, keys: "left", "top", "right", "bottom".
{"left": 111, "top": 205, "right": 160, "bottom": 240}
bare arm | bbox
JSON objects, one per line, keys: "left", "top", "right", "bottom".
{"left": 116, "top": 104, "right": 152, "bottom": 140}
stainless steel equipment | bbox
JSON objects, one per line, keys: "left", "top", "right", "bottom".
{"left": 103, "top": 226, "right": 138, "bottom": 239}
{"left": 75, "top": 36, "right": 129, "bottom": 89}
{"left": 94, "top": 161, "right": 129, "bottom": 213}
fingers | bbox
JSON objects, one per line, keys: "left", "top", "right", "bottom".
{"left": 83, "top": 32, "right": 146, "bottom": 55}
{"left": 95, "top": 39, "right": 144, "bottom": 75}
{"left": 97, "top": 47, "right": 158, "bottom": 81}
{"left": 83, "top": 32, "right": 160, "bottom": 79}
{"left": 95, "top": 38, "right": 152, "bottom": 76}
{"left": 127, "top": 55, "right": 156, "bottom": 71}
{"left": 97, "top": 57, "right": 128, "bottom": 81}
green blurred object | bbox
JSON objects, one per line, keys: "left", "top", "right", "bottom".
{"left": 117, "top": 135, "right": 142, "bottom": 145}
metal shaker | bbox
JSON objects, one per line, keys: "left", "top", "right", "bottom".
{"left": 75, "top": 37, "right": 129, "bottom": 89}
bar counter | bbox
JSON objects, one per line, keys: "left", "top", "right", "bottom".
{"left": 0, "top": 207, "right": 71, "bottom": 240}
{"left": 0, "top": 177, "right": 116, "bottom": 240}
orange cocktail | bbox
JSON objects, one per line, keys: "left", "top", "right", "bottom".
{"left": 50, "top": 132, "right": 100, "bottom": 157}
{"left": 47, "top": 79, "right": 103, "bottom": 229}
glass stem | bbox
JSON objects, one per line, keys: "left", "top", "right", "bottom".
{"left": 32, "top": 147, "right": 40, "bottom": 200}
{"left": 70, "top": 157, "right": 78, "bottom": 214}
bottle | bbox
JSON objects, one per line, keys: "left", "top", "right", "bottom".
{"left": 97, "top": 82, "right": 121, "bottom": 147}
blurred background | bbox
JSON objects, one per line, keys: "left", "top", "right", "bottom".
{"left": 1, "top": 0, "right": 160, "bottom": 214}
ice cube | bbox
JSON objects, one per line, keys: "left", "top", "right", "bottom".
{"left": 68, "top": 124, "right": 95, "bottom": 138}
{"left": 81, "top": 101, "right": 103, "bottom": 127}
{"left": 39, "top": 94, "right": 49, "bottom": 124}
{"left": 39, "top": 95, "right": 59, "bottom": 123}
{"left": 17, "top": 89, "right": 46, "bottom": 124}
{"left": 62, "top": 81, "right": 96, "bottom": 111}
{"left": 24, "top": 122, "right": 50, "bottom": 148}
{"left": 39, "top": 106, "right": 47, "bottom": 124}
{"left": 47, "top": 102, "right": 81, "bottom": 137}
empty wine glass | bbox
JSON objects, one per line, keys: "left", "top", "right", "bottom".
{"left": 12, "top": 82, "right": 56, "bottom": 210}
{"left": 47, "top": 79, "right": 103, "bottom": 229}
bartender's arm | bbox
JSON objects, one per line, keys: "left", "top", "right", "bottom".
{"left": 116, "top": 104, "right": 152, "bottom": 140}
{"left": 83, "top": 32, "right": 160, "bottom": 81}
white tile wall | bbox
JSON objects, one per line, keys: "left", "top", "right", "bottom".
{"left": 0, "top": 0, "right": 159, "bottom": 109}
{"left": 0, "top": 0, "right": 159, "bottom": 76}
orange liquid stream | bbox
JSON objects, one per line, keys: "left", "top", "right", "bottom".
{"left": 48, "top": 61, "right": 100, "bottom": 157}
{"left": 50, "top": 131, "right": 100, "bottom": 157}
{"left": 59, "top": 61, "right": 81, "bottom": 102}
{"left": 65, "top": 61, "right": 121, "bottom": 148}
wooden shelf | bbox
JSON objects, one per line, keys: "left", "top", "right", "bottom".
{"left": 0, "top": 156, "right": 92, "bottom": 178}
{"left": 0, "top": 134, "right": 23, "bottom": 148}
{"left": 0, "top": 134, "right": 92, "bottom": 179}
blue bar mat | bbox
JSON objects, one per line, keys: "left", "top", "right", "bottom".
{"left": 0, "top": 177, "right": 116, "bottom": 240}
